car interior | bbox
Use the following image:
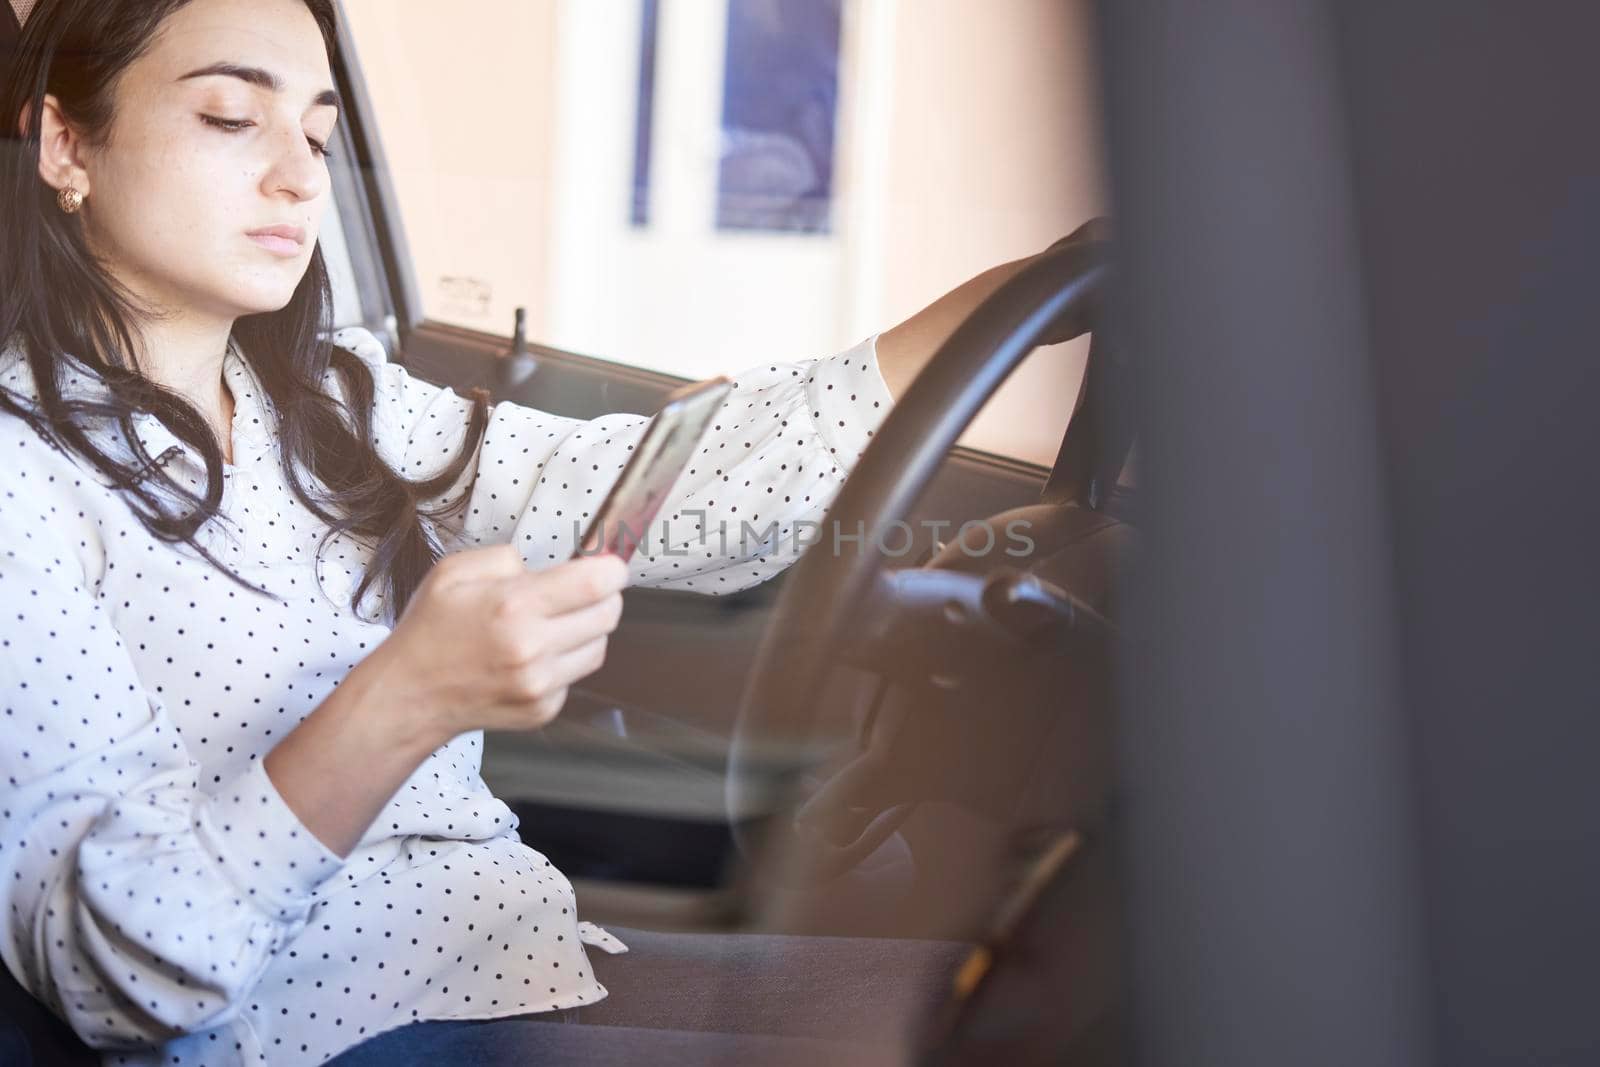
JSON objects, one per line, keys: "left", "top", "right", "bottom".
{"left": 2, "top": 1, "right": 1130, "bottom": 1062}
{"left": 7, "top": 1, "right": 1600, "bottom": 1065}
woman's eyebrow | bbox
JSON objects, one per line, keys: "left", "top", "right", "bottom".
{"left": 177, "top": 61, "right": 341, "bottom": 110}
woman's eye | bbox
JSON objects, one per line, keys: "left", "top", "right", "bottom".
{"left": 200, "top": 114, "right": 254, "bottom": 132}
{"left": 201, "top": 114, "right": 334, "bottom": 160}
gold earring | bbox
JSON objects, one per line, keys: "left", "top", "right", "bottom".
{"left": 57, "top": 186, "right": 84, "bottom": 214}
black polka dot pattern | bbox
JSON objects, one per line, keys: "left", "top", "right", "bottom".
{"left": 325, "top": 327, "right": 895, "bottom": 594}
{"left": 0, "top": 326, "right": 893, "bottom": 1065}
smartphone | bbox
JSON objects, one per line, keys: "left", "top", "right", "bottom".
{"left": 571, "top": 375, "right": 735, "bottom": 562}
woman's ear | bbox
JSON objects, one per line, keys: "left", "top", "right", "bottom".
{"left": 33, "top": 93, "right": 92, "bottom": 198}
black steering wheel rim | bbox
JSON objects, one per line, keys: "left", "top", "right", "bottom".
{"left": 725, "top": 233, "right": 1112, "bottom": 887}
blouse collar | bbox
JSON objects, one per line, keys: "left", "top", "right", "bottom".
{"left": 0, "top": 334, "right": 277, "bottom": 477}
{"left": 135, "top": 339, "right": 277, "bottom": 474}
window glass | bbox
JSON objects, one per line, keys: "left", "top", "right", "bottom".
{"left": 713, "top": 0, "right": 841, "bottom": 233}
{"left": 319, "top": 182, "right": 369, "bottom": 331}
{"left": 339, "top": 0, "right": 1104, "bottom": 467}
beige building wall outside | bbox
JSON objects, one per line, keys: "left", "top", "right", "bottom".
{"left": 874, "top": 0, "right": 1105, "bottom": 465}
{"left": 340, "top": 0, "right": 562, "bottom": 339}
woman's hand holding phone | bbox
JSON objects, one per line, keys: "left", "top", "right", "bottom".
{"left": 267, "top": 380, "right": 720, "bottom": 855}
{"left": 365, "top": 545, "right": 628, "bottom": 746}
{"left": 362, "top": 377, "right": 729, "bottom": 748}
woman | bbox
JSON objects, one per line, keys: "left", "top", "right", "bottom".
{"left": 0, "top": 0, "right": 1058, "bottom": 1063}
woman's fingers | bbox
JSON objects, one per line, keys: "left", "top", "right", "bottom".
{"left": 547, "top": 634, "right": 610, "bottom": 690}
{"left": 538, "top": 592, "right": 625, "bottom": 656}
{"left": 508, "top": 634, "right": 610, "bottom": 702}
{"left": 497, "top": 635, "right": 609, "bottom": 729}
{"left": 511, "top": 554, "right": 629, "bottom": 617}
{"left": 380, "top": 547, "right": 630, "bottom": 738}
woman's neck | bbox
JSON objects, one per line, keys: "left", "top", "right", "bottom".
{"left": 133, "top": 316, "right": 239, "bottom": 463}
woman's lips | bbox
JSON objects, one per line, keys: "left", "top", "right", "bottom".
{"left": 247, "top": 234, "right": 301, "bottom": 256}
{"left": 246, "top": 226, "right": 306, "bottom": 258}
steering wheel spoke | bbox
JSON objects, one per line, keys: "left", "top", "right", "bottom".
{"left": 841, "top": 566, "right": 1114, "bottom": 691}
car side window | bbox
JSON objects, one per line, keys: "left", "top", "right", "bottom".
{"left": 338, "top": 0, "right": 1104, "bottom": 467}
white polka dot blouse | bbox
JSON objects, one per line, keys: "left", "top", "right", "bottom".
{"left": 0, "top": 326, "right": 894, "bottom": 1065}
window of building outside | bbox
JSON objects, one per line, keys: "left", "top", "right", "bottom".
{"left": 339, "top": 0, "right": 1105, "bottom": 468}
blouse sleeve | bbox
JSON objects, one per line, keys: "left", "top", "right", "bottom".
{"left": 329, "top": 326, "right": 897, "bottom": 595}
{"left": 0, "top": 501, "right": 347, "bottom": 1048}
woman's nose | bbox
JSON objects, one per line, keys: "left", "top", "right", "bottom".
{"left": 262, "top": 123, "right": 328, "bottom": 202}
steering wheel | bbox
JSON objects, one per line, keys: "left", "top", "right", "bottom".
{"left": 726, "top": 222, "right": 1115, "bottom": 887}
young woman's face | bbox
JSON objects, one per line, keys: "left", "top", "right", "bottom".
{"left": 76, "top": 0, "right": 338, "bottom": 322}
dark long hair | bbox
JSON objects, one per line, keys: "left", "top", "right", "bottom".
{"left": 0, "top": 0, "right": 490, "bottom": 622}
